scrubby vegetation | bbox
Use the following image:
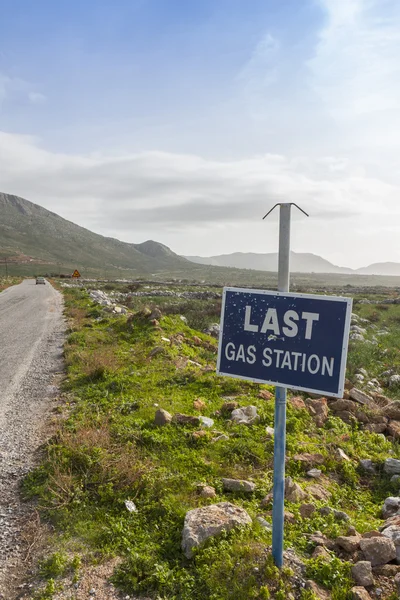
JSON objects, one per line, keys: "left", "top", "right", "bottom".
{"left": 24, "top": 284, "right": 400, "bottom": 599}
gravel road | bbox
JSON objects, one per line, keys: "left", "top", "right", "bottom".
{"left": 0, "top": 280, "right": 65, "bottom": 598}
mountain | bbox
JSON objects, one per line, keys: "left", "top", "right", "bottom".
{"left": 0, "top": 193, "right": 190, "bottom": 275}
{"left": 186, "top": 251, "right": 353, "bottom": 274}
{"left": 355, "top": 263, "right": 400, "bottom": 276}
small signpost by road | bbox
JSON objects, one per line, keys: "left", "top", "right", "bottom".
{"left": 216, "top": 203, "right": 352, "bottom": 568}
{"left": 72, "top": 269, "right": 81, "bottom": 278}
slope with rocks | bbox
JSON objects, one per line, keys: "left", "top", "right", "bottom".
{"left": 18, "top": 285, "right": 400, "bottom": 599}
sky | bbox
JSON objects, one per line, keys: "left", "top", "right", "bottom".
{"left": 0, "top": 0, "right": 400, "bottom": 268}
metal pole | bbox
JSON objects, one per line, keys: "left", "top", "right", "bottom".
{"left": 272, "top": 203, "right": 291, "bottom": 568}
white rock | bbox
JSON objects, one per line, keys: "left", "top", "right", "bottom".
{"left": 381, "top": 525, "right": 400, "bottom": 563}
{"left": 382, "top": 497, "right": 400, "bottom": 519}
{"left": 181, "top": 502, "right": 252, "bottom": 558}
{"left": 199, "top": 416, "right": 214, "bottom": 428}
{"left": 307, "top": 468, "right": 322, "bottom": 479}
{"left": 124, "top": 500, "right": 137, "bottom": 513}
{"left": 384, "top": 459, "right": 400, "bottom": 476}
{"left": 265, "top": 426, "right": 275, "bottom": 437}
{"left": 231, "top": 406, "right": 259, "bottom": 425}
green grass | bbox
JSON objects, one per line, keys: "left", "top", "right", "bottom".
{"left": 24, "top": 286, "right": 400, "bottom": 599}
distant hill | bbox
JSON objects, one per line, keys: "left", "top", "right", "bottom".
{"left": 0, "top": 193, "right": 190, "bottom": 275}
{"left": 185, "top": 251, "right": 353, "bottom": 274}
{"left": 355, "top": 263, "right": 400, "bottom": 276}
{"left": 185, "top": 252, "right": 400, "bottom": 277}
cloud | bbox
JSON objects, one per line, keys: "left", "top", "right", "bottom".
{"left": 0, "top": 131, "right": 398, "bottom": 234}
{"left": 28, "top": 91, "right": 46, "bottom": 104}
{"left": 0, "top": 72, "right": 46, "bottom": 106}
{"left": 309, "top": 0, "right": 400, "bottom": 119}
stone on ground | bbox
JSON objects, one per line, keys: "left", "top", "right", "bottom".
{"left": 349, "top": 388, "right": 373, "bottom": 405}
{"left": 351, "top": 561, "right": 374, "bottom": 587}
{"left": 222, "top": 478, "right": 255, "bottom": 493}
{"left": 384, "top": 459, "right": 400, "bottom": 476}
{"left": 381, "top": 525, "right": 400, "bottom": 563}
{"left": 336, "top": 535, "right": 361, "bottom": 553}
{"left": 154, "top": 408, "right": 172, "bottom": 426}
{"left": 181, "top": 502, "right": 252, "bottom": 558}
{"left": 305, "top": 580, "right": 331, "bottom": 599}
{"left": 382, "top": 497, "right": 400, "bottom": 519}
{"left": 231, "top": 405, "right": 259, "bottom": 425}
{"left": 359, "top": 536, "right": 397, "bottom": 566}
{"left": 172, "top": 413, "right": 201, "bottom": 426}
{"left": 351, "top": 587, "right": 372, "bottom": 600}
{"left": 285, "top": 477, "right": 308, "bottom": 503}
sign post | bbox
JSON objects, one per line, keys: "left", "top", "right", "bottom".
{"left": 216, "top": 203, "right": 352, "bottom": 569}
{"left": 268, "top": 203, "right": 307, "bottom": 567}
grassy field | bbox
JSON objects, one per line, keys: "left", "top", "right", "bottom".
{"left": 24, "top": 282, "right": 400, "bottom": 599}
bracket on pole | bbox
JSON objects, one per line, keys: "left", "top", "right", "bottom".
{"left": 262, "top": 203, "right": 309, "bottom": 220}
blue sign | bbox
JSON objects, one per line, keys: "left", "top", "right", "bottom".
{"left": 217, "top": 288, "right": 352, "bottom": 397}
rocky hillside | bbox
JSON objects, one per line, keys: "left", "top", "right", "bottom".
{"left": 24, "top": 283, "right": 400, "bottom": 600}
{"left": 0, "top": 193, "right": 191, "bottom": 275}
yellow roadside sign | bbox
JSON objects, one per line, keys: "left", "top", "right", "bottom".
{"left": 72, "top": 270, "right": 81, "bottom": 278}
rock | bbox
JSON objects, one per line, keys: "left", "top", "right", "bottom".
{"left": 335, "top": 448, "right": 351, "bottom": 462}
{"left": 381, "top": 525, "right": 400, "bottom": 562}
{"left": 312, "top": 546, "right": 331, "bottom": 560}
{"left": 181, "top": 502, "right": 252, "bottom": 558}
{"left": 351, "top": 561, "right": 374, "bottom": 587}
{"left": 150, "top": 307, "right": 162, "bottom": 320}
{"left": 330, "top": 399, "right": 358, "bottom": 413}
{"left": 205, "top": 323, "right": 220, "bottom": 339}
{"left": 148, "top": 346, "right": 164, "bottom": 358}
{"left": 211, "top": 434, "right": 229, "bottom": 443}
{"left": 383, "top": 401, "right": 400, "bottom": 420}
{"left": 351, "top": 587, "right": 372, "bottom": 600}
{"left": 352, "top": 327, "right": 367, "bottom": 336}
{"left": 384, "top": 459, "right": 400, "bottom": 476}
{"left": 336, "top": 535, "right": 361, "bottom": 553}
{"left": 193, "top": 399, "right": 206, "bottom": 411}
{"left": 307, "top": 484, "right": 332, "bottom": 502}
{"left": 300, "top": 503, "right": 316, "bottom": 518}
{"left": 319, "top": 506, "right": 332, "bottom": 517}
{"left": 395, "top": 572, "right": 400, "bottom": 595}
{"left": 349, "top": 389, "right": 373, "bottom": 405}
{"left": 359, "top": 459, "right": 377, "bottom": 474}
{"left": 285, "top": 477, "right": 308, "bottom": 503}
{"left": 198, "top": 485, "right": 217, "bottom": 499}
{"left": 389, "top": 375, "right": 400, "bottom": 388}
{"left": 293, "top": 453, "right": 325, "bottom": 466}
{"left": 231, "top": 406, "right": 259, "bottom": 425}
{"left": 284, "top": 510, "right": 296, "bottom": 524}
{"left": 154, "top": 409, "right": 172, "bottom": 426}
{"left": 289, "top": 396, "right": 306, "bottom": 410}
{"left": 221, "top": 401, "right": 238, "bottom": 413}
{"left": 124, "top": 500, "right": 137, "bottom": 513}
{"left": 256, "top": 516, "right": 272, "bottom": 530}
{"left": 265, "top": 426, "right": 275, "bottom": 437}
{"left": 305, "top": 580, "right": 331, "bottom": 599}
{"left": 259, "top": 389, "right": 274, "bottom": 400}
{"left": 305, "top": 397, "right": 328, "bottom": 427}
{"left": 180, "top": 315, "right": 188, "bottom": 323}
{"left": 307, "top": 468, "right": 322, "bottom": 479}
{"left": 387, "top": 421, "right": 400, "bottom": 439}
{"left": 362, "top": 531, "right": 383, "bottom": 539}
{"left": 222, "top": 478, "right": 255, "bottom": 494}
{"left": 350, "top": 333, "right": 365, "bottom": 342}
{"left": 382, "top": 515, "right": 400, "bottom": 529}
{"left": 192, "top": 430, "right": 208, "bottom": 439}
{"left": 347, "top": 526, "right": 358, "bottom": 536}
{"left": 172, "top": 414, "right": 201, "bottom": 426}
{"left": 364, "top": 423, "right": 387, "bottom": 434}
{"left": 334, "top": 510, "right": 350, "bottom": 522}
{"left": 373, "top": 564, "right": 400, "bottom": 576}
{"left": 382, "top": 497, "right": 400, "bottom": 519}
{"left": 391, "top": 474, "right": 400, "bottom": 485}
{"left": 199, "top": 416, "right": 214, "bottom": 428}
{"left": 359, "top": 537, "right": 397, "bottom": 566}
